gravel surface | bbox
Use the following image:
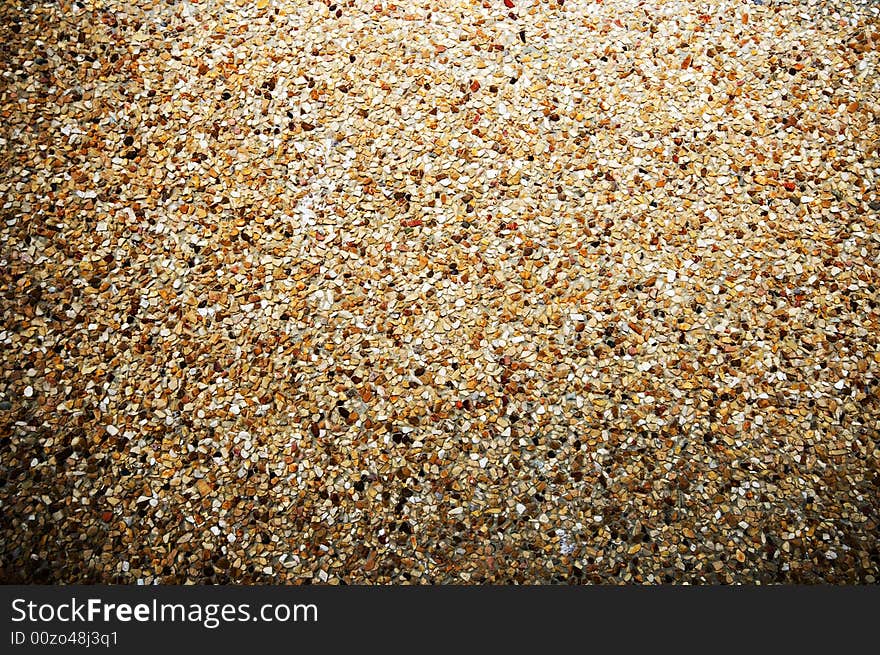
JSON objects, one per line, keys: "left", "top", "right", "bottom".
{"left": 1, "top": 0, "right": 879, "bottom": 584}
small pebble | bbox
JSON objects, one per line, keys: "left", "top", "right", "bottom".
{"left": 0, "top": 0, "right": 876, "bottom": 587}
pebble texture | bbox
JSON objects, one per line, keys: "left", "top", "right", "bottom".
{"left": 1, "top": 0, "right": 879, "bottom": 584}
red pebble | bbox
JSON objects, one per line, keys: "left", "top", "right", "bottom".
{"left": 504, "top": 0, "right": 515, "bottom": 7}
